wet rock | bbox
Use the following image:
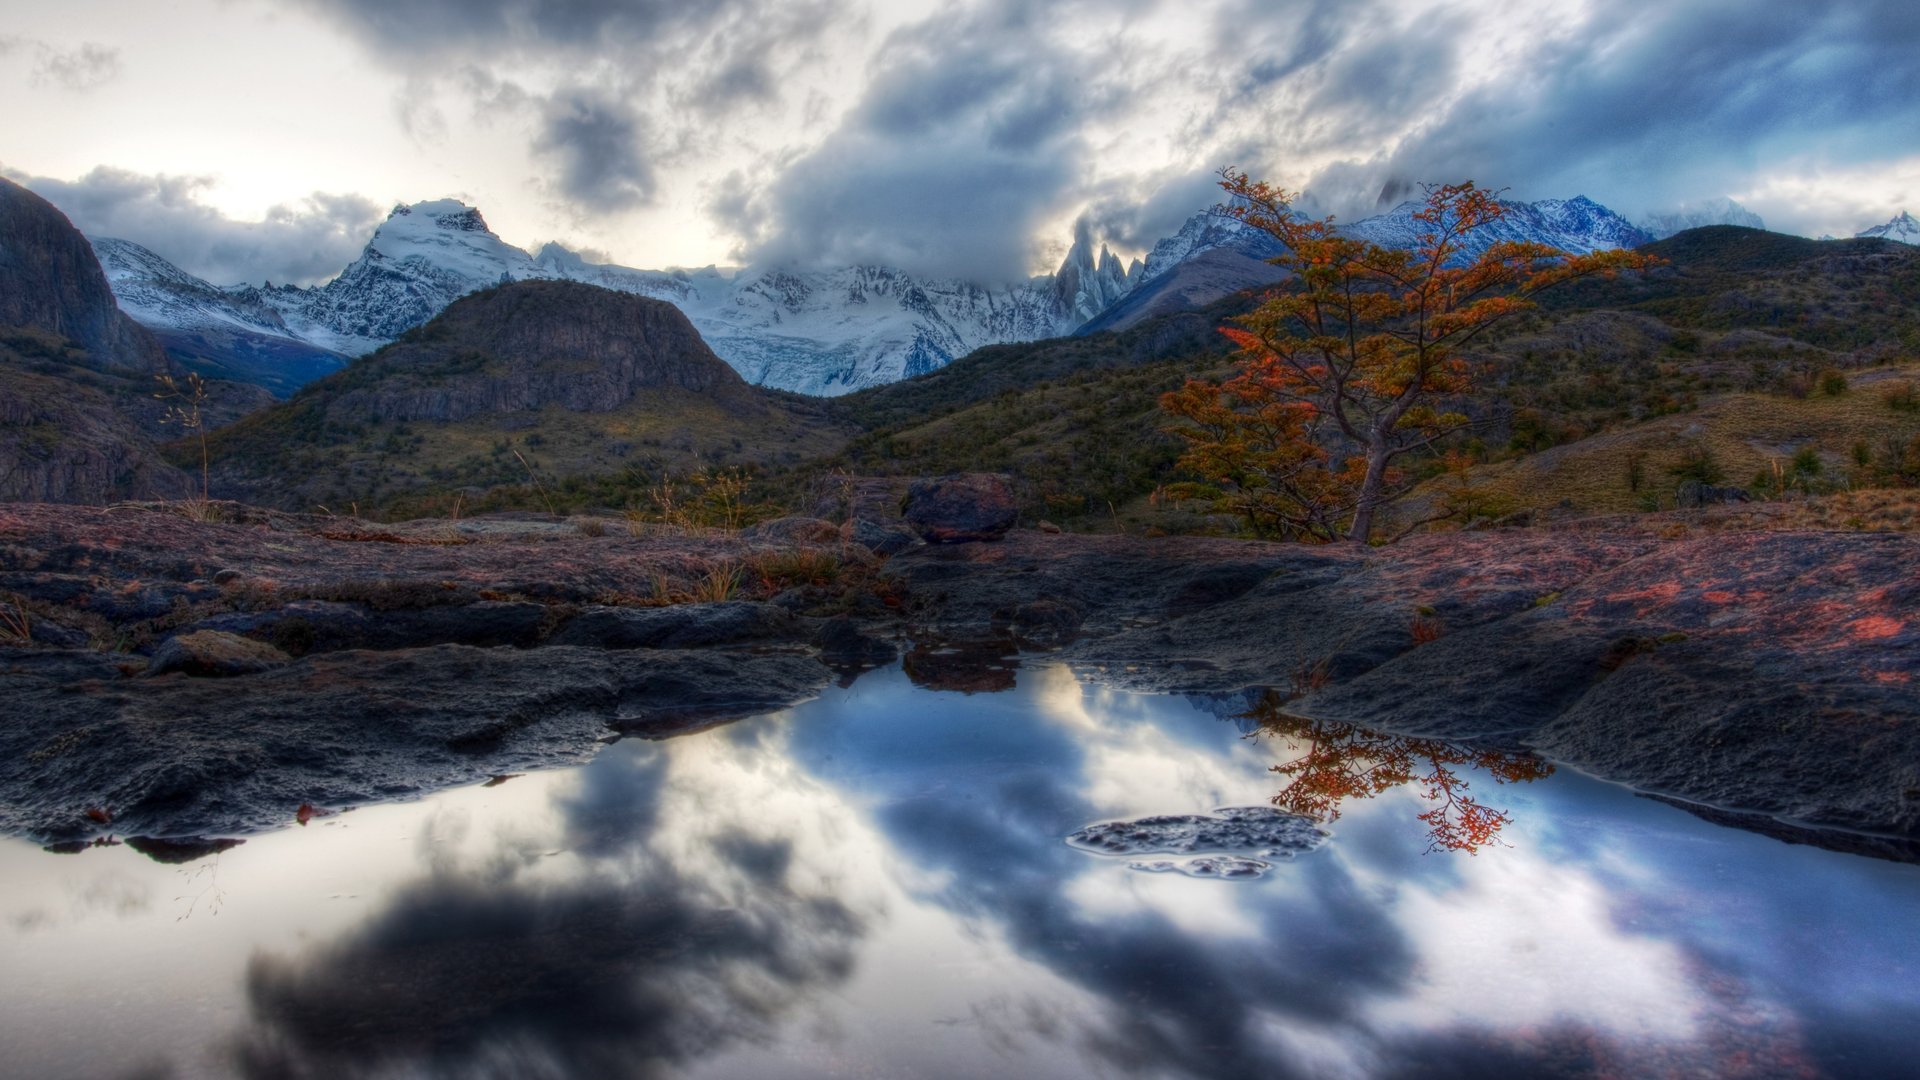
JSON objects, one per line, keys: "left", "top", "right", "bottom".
{"left": 902, "top": 639, "right": 1019, "bottom": 694}
{"left": 549, "top": 602, "right": 795, "bottom": 650}
{"left": 1066, "top": 806, "right": 1330, "bottom": 860}
{"left": 812, "top": 616, "right": 898, "bottom": 676}
{"left": 843, "top": 518, "right": 920, "bottom": 557}
{"left": 902, "top": 473, "right": 1018, "bottom": 543}
{"left": 146, "top": 630, "right": 291, "bottom": 678}
{"left": 124, "top": 836, "right": 245, "bottom": 864}
{"left": 1001, "top": 600, "right": 1083, "bottom": 648}
{"left": 0, "top": 644, "right": 833, "bottom": 841}
{"left": 1128, "top": 856, "right": 1274, "bottom": 879}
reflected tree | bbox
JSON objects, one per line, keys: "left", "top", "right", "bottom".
{"left": 1243, "top": 692, "right": 1553, "bottom": 852}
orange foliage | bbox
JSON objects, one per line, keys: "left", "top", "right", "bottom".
{"left": 1161, "top": 170, "right": 1659, "bottom": 542}
{"left": 1245, "top": 692, "right": 1554, "bottom": 853}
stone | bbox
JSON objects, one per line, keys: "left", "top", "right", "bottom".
{"left": 146, "top": 630, "right": 291, "bottom": 678}
{"left": 902, "top": 473, "right": 1018, "bottom": 543}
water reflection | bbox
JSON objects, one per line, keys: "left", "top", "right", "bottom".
{"left": 3, "top": 663, "right": 1919, "bottom": 1080}
{"left": 1243, "top": 692, "right": 1555, "bottom": 853}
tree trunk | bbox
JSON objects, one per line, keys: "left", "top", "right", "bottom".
{"left": 1346, "top": 437, "right": 1393, "bottom": 543}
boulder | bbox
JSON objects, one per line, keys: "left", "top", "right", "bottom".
{"left": 146, "top": 630, "right": 290, "bottom": 678}
{"left": 902, "top": 474, "right": 1018, "bottom": 543}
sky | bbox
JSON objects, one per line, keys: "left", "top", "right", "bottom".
{"left": 3, "top": 0, "right": 1917, "bottom": 287}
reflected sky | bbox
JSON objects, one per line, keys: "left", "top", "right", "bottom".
{"left": 2, "top": 663, "right": 1917, "bottom": 1079}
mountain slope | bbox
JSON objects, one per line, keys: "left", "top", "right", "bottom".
{"left": 101, "top": 200, "right": 1137, "bottom": 399}
{"left": 1857, "top": 211, "right": 1920, "bottom": 245}
{"left": 92, "top": 237, "right": 349, "bottom": 396}
{"left": 205, "top": 280, "right": 850, "bottom": 511}
{"left": 0, "top": 178, "right": 190, "bottom": 502}
{"left": 1341, "top": 195, "right": 1651, "bottom": 258}
{"left": 1, "top": 179, "right": 167, "bottom": 376}
{"left": 1639, "top": 198, "right": 1766, "bottom": 240}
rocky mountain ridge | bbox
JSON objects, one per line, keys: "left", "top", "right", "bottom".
{"left": 99, "top": 200, "right": 1137, "bottom": 398}
{"left": 1857, "top": 210, "right": 1919, "bottom": 245}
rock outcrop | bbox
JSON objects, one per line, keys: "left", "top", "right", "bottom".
{"left": 0, "top": 178, "right": 167, "bottom": 374}
{"left": 327, "top": 280, "right": 755, "bottom": 424}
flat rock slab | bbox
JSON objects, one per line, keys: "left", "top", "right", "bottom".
{"left": 0, "top": 643, "right": 832, "bottom": 842}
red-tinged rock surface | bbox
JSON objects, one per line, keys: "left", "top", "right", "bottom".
{"left": 0, "top": 499, "right": 1914, "bottom": 859}
{"left": 885, "top": 526, "right": 1920, "bottom": 850}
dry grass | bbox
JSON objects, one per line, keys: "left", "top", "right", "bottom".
{"left": 0, "top": 593, "right": 30, "bottom": 644}
{"left": 1450, "top": 359, "right": 1920, "bottom": 517}
{"left": 751, "top": 549, "right": 843, "bottom": 590}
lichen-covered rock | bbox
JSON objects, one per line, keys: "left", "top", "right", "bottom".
{"left": 146, "top": 630, "right": 291, "bottom": 677}
{"left": 902, "top": 473, "right": 1017, "bottom": 543}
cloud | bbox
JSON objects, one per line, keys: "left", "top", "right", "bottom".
{"left": 293, "top": 0, "right": 857, "bottom": 222}
{"left": 1, "top": 37, "right": 123, "bottom": 92}
{"left": 533, "top": 87, "right": 656, "bottom": 214}
{"left": 1289, "top": 0, "right": 1920, "bottom": 228}
{"left": 33, "top": 41, "right": 121, "bottom": 92}
{"left": 7, "top": 165, "right": 382, "bottom": 286}
{"left": 744, "top": 0, "right": 1140, "bottom": 281}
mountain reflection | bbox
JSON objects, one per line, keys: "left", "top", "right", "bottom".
{"left": 1242, "top": 692, "right": 1554, "bottom": 852}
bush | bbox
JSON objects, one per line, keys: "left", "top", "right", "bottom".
{"left": 1882, "top": 380, "right": 1919, "bottom": 413}
{"left": 1817, "top": 369, "right": 1848, "bottom": 396}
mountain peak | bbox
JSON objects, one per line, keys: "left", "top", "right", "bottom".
{"left": 1856, "top": 211, "right": 1920, "bottom": 245}
{"left": 1640, "top": 197, "right": 1766, "bottom": 240}
{"left": 385, "top": 199, "right": 490, "bottom": 233}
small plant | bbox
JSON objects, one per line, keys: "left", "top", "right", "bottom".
{"left": 1816, "top": 369, "right": 1848, "bottom": 396}
{"left": 1625, "top": 449, "right": 1648, "bottom": 493}
{"left": 689, "top": 561, "right": 743, "bottom": 602}
{"left": 155, "top": 372, "right": 217, "bottom": 520}
{"left": 1881, "top": 380, "right": 1919, "bottom": 413}
{"left": 752, "top": 549, "right": 842, "bottom": 590}
{"left": 512, "top": 449, "right": 559, "bottom": 518}
{"left": 1667, "top": 440, "right": 1725, "bottom": 485}
{"left": 573, "top": 516, "right": 607, "bottom": 538}
{"left": 1290, "top": 655, "right": 1332, "bottom": 697}
{"left": 0, "top": 593, "right": 29, "bottom": 644}
{"left": 1410, "top": 615, "right": 1446, "bottom": 645}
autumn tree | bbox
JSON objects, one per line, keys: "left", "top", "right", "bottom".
{"left": 1160, "top": 170, "right": 1658, "bottom": 543}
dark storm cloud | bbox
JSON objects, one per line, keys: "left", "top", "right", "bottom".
{"left": 294, "top": 0, "right": 854, "bottom": 219}
{"left": 5, "top": 165, "right": 382, "bottom": 285}
{"left": 1296, "top": 0, "right": 1920, "bottom": 226}
{"left": 533, "top": 87, "right": 657, "bottom": 213}
{"left": 747, "top": 0, "right": 1137, "bottom": 281}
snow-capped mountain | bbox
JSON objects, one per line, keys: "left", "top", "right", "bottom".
{"left": 1857, "top": 211, "right": 1920, "bottom": 245}
{"left": 1341, "top": 195, "right": 1651, "bottom": 258}
{"left": 1086, "top": 193, "right": 1649, "bottom": 337}
{"left": 91, "top": 237, "right": 349, "bottom": 395}
{"left": 1639, "top": 197, "right": 1766, "bottom": 240}
{"left": 101, "top": 199, "right": 1135, "bottom": 397}
{"left": 1136, "top": 209, "right": 1285, "bottom": 286}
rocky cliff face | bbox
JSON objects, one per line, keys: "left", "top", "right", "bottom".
{"left": 0, "top": 178, "right": 167, "bottom": 375}
{"left": 327, "top": 279, "right": 753, "bottom": 424}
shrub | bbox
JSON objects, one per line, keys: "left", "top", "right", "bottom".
{"left": 1817, "top": 369, "right": 1848, "bottom": 396}
{"left": 1882, "top": 380, "right": 1919, "bottom": 413}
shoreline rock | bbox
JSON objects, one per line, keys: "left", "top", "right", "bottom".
{"left": 0, "top": 501, "right": 1913, "bottom": 862}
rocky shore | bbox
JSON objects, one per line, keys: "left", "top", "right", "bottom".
{"left": 1, "top": 489, "right": 1914, "bottom": 861}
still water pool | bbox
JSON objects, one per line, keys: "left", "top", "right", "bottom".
{"left": 3, "top": 663, "right": 1917, "bottom": 1079}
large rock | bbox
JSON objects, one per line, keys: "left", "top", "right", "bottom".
{"left": 0, "top": 178, "right": 168, "bottom": 374}
{"left": 902, "top": 473, "right": 1018, "bottom": 543}
{"left": 146, "top": 630, "right": 291, "bottom": 677}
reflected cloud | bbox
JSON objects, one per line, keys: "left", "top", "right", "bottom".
{"left": 231, "top": 733, "right": 866, "bottom": 1080}
{"left": 1243, "top": 693, "right": 1554, "bottom": 853}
